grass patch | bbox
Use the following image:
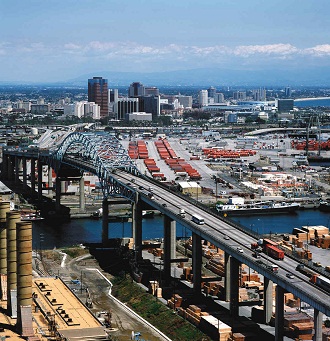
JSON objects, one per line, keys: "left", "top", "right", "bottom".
{"left": 60, "top": 246, "right": 90, "bottom": 258}
{"left": 112, "top": 276, "right": 212, "bottom": 341}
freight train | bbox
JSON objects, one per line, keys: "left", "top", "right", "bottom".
{"left": 296, "top": 264, "right": 330, "bottom": 293}
{"left": 252, "top": 238, "right": 285, "bottom": 260}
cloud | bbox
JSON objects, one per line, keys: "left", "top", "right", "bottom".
{"left": 2, "top": 40, "right": 330, "bottom": 73}
{"left": 304, "top": 44, "right": 330, "bottom": 56}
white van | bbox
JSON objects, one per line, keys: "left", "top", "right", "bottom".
{"left": 179, "top": 209, "right": 185, "bottom": 217}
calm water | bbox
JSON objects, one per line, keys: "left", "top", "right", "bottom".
{"left": 294, "top": 98, "right": 330, "bottom": 108}
{"left": 32, "top": 209, "right": 330, "bottom": 249}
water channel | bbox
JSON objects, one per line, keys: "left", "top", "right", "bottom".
{"left": 32, "top": 208, "right": 330, "bottom": 250}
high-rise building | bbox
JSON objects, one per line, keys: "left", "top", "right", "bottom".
{"left": 199, "top": 90, "right": 208, "bottom": 107}
{"left": 116, "top": 98, "right": 139, "bottom": 120}
{"left": 128, "top": 82, "right": 145, "bottom": 97}
{"left": 276, "top": 99, "right": 294, "bottom": 112}
{"left": 284, "top": 87, "right": 291, "bottom": 98}
{"left": 207, "top": 86, "right": 216, "bottom": 98}
{"left": 214, "top": 93, "right": 225, "bottom": 103}
{"left": 139, "top": 95, "right": 160, "bottom": 120}
{"left": 252, "top": 88, "right": 266, "bottom": 101}
{"left": 88, "top": 77, "right": 108, "bottom": 119}
{"left": 145, "top": 87, "right": 159, "bottom": 96}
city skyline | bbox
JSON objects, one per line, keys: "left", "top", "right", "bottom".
{"left": 1, "top": 0, "right": 330, "bottom": 84}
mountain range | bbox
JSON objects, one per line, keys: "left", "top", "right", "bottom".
{"left": 67, "top": 67, "right": 330, "bottom": 87}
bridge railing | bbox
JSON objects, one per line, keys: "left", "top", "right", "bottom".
{"left": 140, "top": 174, "right": 260, "bottom": 239}
{"left": 141, "top": 174, "right": 330, "bottom": 279}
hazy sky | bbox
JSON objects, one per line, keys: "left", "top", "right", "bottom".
{"left": 1, "top": 0, "right": 330, "bottom": 82}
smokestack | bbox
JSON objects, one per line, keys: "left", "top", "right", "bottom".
{"left": 16, "top": 221, "right": 32, "bottom": 333}
{"left": 6, "top": 211, "right": 21, "bottom": 316}
{"left": 0, "top": 201, "right": 11, "bottom": 299}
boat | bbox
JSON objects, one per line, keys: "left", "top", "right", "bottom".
{"left": 216, "top": 198, "right": 300, "bottom": 216}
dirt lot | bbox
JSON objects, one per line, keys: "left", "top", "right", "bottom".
{"left": 36, "top": 247, "right": 170, "bottom": 341}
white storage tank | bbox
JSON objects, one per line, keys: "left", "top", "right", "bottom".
{"left": 30, "top": 127, "right": 38, "bottom": 135}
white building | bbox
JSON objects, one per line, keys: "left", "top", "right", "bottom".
{"left": 126, "top": 112, "right": 152, "bottom": 121}
{"left": 198, "top": 90, "right": 208, "bottom": 107}
{"left": 63, "top": 101, "right": 100, "bottom": 120}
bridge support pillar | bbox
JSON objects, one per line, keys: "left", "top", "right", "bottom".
{"left": 22, "top": 157, "right": 27, "bottom": 191}
{"left": 229, "top": 257, "right": 240, "bottom": 317}
{"left": 225, "top": 252, "right": 231, "bottom": 301}
{"left": 55, "top": 177, "right": 61, "bottom": 211}
{"left": 101, "top": 199, "right": 109, "bottom": 244}
{"left": 132, "top": 200, "right": 143, "bottom": 260}
{"left": 163, "top": 215, "right": 176, "bottom": 285}
{"left": 192, "top": 232, "right": 202, "bottom": 293}
{"left": 264, "top": 277, "right": 273, "bottom": 324}
{"left": 313, "top": 309, "right": 323, "bottom": 341}
{"left": 79, "top": 177, "right": 85, "bottom": 211}
{"left": 37, "top": 161, "right": 43, "bottom": 200}
{"left": 14, "top": 156, "right": 20, "bottom": 184}
{"left": 275, "top": 285, "right": 285, "bottom": 341}
{"left": 48, "top": 166, "right": 52, "bottom": 195}
{"left": 30, "top": 159, "right": 36, "bottom": 192}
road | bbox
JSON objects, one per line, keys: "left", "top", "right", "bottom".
{"left": 114, "top": 170, "right": 330, "bottom": 318}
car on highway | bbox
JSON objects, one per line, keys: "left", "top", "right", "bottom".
{"left": 139, "top": 186, "right": 144, "bottom": 190}
{"left": 224, "top": 235, "right": 230, "bottom": 240}
{"left": 162, "top": 203, "right": 167, "bottom": 207}
{"left": 286, "top": 273, "right": 294, "bottom": 279}
{"left": 237, "top": 247, "right": 244, "bottom": 253}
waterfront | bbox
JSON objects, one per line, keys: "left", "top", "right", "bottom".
{"left": 32, "top": 208, "right": 330, "bottom": 249}
{"left": 294, "top": 97, "right": 330, "bottom": 107}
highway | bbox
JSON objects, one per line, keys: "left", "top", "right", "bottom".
{"left": 115, "top": 170, "right": 330, "bottom": 317}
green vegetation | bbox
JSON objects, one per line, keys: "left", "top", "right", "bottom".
{"left": 112, "top": 276, "right": 211, "bottom": 341}
{"left": 60, "top": 246, "right": 90, "bottom": 259}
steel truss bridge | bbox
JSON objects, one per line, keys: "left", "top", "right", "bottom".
{"left": 2, "top": 131, "right": 330, "bottom": 340}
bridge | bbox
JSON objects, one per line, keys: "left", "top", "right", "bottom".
{"left": 1, "top": 130, "right": 329, "bottom": 341}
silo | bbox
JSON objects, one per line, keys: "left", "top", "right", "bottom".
{"left": 16, "top": 221, "right": 32, "bottom": 331}
{"left": 0, "top": 202, "right": 11, "bottom": 275}
{"left": 6, "top": 211, "right": 21, "bottom": 316}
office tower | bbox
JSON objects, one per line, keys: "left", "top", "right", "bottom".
{"left": 145, "top": 87, "right": 159, "bottom": 96}
{"left": 207, "top": 86, "right": 216, "bottom": 98}
{"left": 128, "top": 82, "right": 145, "bottom": 97}
{"left": 214, "top": 93, "right": 225, "bottom": 103}
{"left": 88, "top": 77, "right": 108, "bottom": 119}
{"left": 285, "top": 87, "right": 291, "bottom": 98}
{"left": 175, "top": 95, "right": 193, "bottom": 108}
{"left": 199, "top": 90, "right": 208, "bottom": 107}
{"left": 109, "top": 89, "right": 118, "bottom": 103}
{"left": 116, "top": 98, "right": 139, "bottom": 120}
{"left": 139, "top": 95, "right": 160, "bottom": 120}
{"left": 276, "top": 99, "right": 294, "bottom": 112}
